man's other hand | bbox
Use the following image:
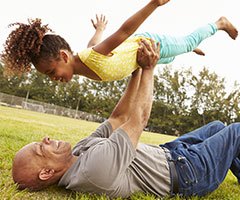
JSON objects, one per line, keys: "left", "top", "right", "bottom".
{"left": 137, "top": 39, "right": 160, "bottom": 70}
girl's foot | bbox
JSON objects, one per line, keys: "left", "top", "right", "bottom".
{"left": 193, "top": 48, "right": 205, "bottom": 56}
{"left": 216, "top": 16, "right": 238, "bottom": 40}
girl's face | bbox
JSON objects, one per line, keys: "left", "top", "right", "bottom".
{"left": 35, "top": 51, "right": 74, "bottom": 83}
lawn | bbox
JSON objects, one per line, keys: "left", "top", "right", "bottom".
{"left": 0, "top": 105, "right": 239, "bottom": 200}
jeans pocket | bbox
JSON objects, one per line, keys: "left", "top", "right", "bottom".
{"left": 176, "top": 156, "right": 198, "bottom": 186}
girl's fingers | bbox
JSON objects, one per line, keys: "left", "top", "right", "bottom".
{"left": 96, "top": 14, "right": 99, "bottom": 21}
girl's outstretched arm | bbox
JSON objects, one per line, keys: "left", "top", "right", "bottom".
{"left": 87, "top": 14, "right": 108, "bottom": 48}
{"left": 93, "top": 0, "right": 170, "bottom": 55}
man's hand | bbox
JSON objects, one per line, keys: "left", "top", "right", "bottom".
{"left": 91, "top": 14, "right": 108, "bottom": 31}
{"left": 137, "top": 39, "right": 160, "bottom": 70}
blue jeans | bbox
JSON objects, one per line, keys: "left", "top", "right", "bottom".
{"left": 161, "top": 121, "right": 240, "bottom": 196}
{"left": 135, "top": 23, "right": 217, "bottom": 64}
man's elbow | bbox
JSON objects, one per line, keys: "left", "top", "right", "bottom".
{"left": 132, "top": 111, "right": 149, "bottom": 130}
{"left": 110, "top": 111, "right": 129, "bottom": 124}
{"left": 141, "top": 113, "right": 149, "bottom": 129}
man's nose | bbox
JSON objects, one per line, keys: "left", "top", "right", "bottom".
{"left": 42, "top": 137, "right": 50, "bottom": 144}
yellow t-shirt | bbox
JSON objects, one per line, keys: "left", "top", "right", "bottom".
{"left": 78, "top": 36, "right": 148, "bottom": 81}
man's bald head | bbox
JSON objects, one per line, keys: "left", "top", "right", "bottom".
{"left": 12, "top": 137, "right": 77, "bottom": 191}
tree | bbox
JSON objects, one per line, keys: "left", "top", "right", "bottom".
{"left": 0, "top": 63, "right": 29, "bottom": 97}
{"left": 80, "top": 78, "right": 127, "bottom": 118}
{"left": 27, "top": 70, "right": 58, "bottom": 103}
{"left": 2, "top": 61, "right": 240, "bottom": 136}
{"left": 150, "top": 66, "right": 194, "bottom": 135}
{"left": 190, "top": 67, "right": 227, "bottom": 125}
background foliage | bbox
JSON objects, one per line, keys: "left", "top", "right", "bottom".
{"left": 1, "top": 63, "right": 240, "bottom": 135}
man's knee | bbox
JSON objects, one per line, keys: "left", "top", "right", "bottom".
{"left": 220, "top": 123, "right": 240, "bottom": 139}
{"left": 211, "top": 120, "right": 225, "bottom": 128}
{"left": 227, "top": 122, "right": 240, "bottom": 131}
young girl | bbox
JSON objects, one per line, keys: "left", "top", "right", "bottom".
{"left": 1, "top": 0, "right": 238, "bottom": 82}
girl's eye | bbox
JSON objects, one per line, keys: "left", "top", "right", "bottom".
{"left": 49, "top": 70, "right": 55, "bottom": 75}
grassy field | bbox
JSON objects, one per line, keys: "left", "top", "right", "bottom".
{"left": 0, "top": 105, "right": 240, "bottom": 200}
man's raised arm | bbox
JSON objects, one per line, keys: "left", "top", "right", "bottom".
{"left": 108, "top": 39, "right": 159, "bottom": 132}
{"left": 120, "top": 40, "right": 160, "bottom": 148}
{"left": 108, "top": 68, "right": 142, "bottom": 131}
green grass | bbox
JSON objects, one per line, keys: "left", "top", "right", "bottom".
{"left": 0, "top": 105, "right": 240, "bottom": 200}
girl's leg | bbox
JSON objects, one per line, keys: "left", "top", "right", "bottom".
{"left": 174, "top": 123, "right": 240, "bottom": 196}
{"left": 136, "top": 17, "right": 237, "bottom": 65}
{"left": 155, "top": 56, "right": 175, "bottom": 64}
{"left": 161, "top": 120, "right": 225, "bottom": 150}
{"left": 159, "top": 23, "right": 217, "bottom": 63}
{"left": 136, "top": 23, "right": 217, "bottom": 64}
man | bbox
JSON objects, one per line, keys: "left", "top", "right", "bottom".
{"left": 12, "top": 39, "right": 240, "bottom": 198}
{"left": 12, "top": 39, "right": 166, "bottom": 197}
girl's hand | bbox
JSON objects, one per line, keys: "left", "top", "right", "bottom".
{"left": 91, "top": 14, "right": 108, "bottom": 31}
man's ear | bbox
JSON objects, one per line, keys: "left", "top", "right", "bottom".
{"left": 60, "top": 50, "right": 69, "bottom": 63}
{"left": 39, "top": 168, "right": 55, "bottom": 181}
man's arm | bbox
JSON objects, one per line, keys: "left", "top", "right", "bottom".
{"left": 93, "top": 0, "right": 170, "bottom": 55}
{"left": 120, "top": 40, "right": 160, "bottom": 148}
{"left": 108, "top": 68, "right": 142, "bottom": 131}
{"left": 108, "top": 39, "right": 160, "bottom": 132}
{"left": 87, "top": 14, "right": 108, "bottom": 48}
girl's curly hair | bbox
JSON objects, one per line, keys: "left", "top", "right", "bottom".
{"left": 0, "top": 18, "right": 72, "bottom": 76}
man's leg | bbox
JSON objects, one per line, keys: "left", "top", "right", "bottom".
{"left": 161, "top": 120, "right": 225, "bottom": 150}
{"left": 172, "top": 123, "right": 240, "bottom": 196}
{"left": 230, "top": 156, "right": 240, "bottom": 184}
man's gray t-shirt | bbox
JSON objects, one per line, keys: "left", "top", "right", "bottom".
{"left": 58, "top": 121, "right": 171, "bottom": 198}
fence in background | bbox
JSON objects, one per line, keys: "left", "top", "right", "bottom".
{"left": 0, "top": 92, "right": 105, "bottom": 123}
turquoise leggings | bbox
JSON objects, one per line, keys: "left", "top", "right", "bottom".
{"left": 135, "top": 23, "right": 217, "bottom": 64}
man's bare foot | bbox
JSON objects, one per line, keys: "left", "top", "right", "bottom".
{"left": 193, "top": 48, "right": 205, "bottom": 56}
{"left": 216, "top": 16, "right": 238, "bottom": 40}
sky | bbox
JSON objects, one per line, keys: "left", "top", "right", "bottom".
{"left": 1, "top": 0, "right": 239, "bottom": 91}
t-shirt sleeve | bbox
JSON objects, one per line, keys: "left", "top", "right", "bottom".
{"left": 81, "top": 128, "right": 136, "bottom": 189}
{"left": 72, "top": 120, "right": 113, "bottom": 155}
{"left": 90, "top": 120, "right": 113, "bottom": 138}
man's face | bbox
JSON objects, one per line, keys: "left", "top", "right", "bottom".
{"left": 12, "top": 137, "right": 75, "bottom": 190}
{"left": 31, "top": 137, "right": 73, "bottom": 167}
{"left": 14, "top": 137, "right": 73, "bottom": 174}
